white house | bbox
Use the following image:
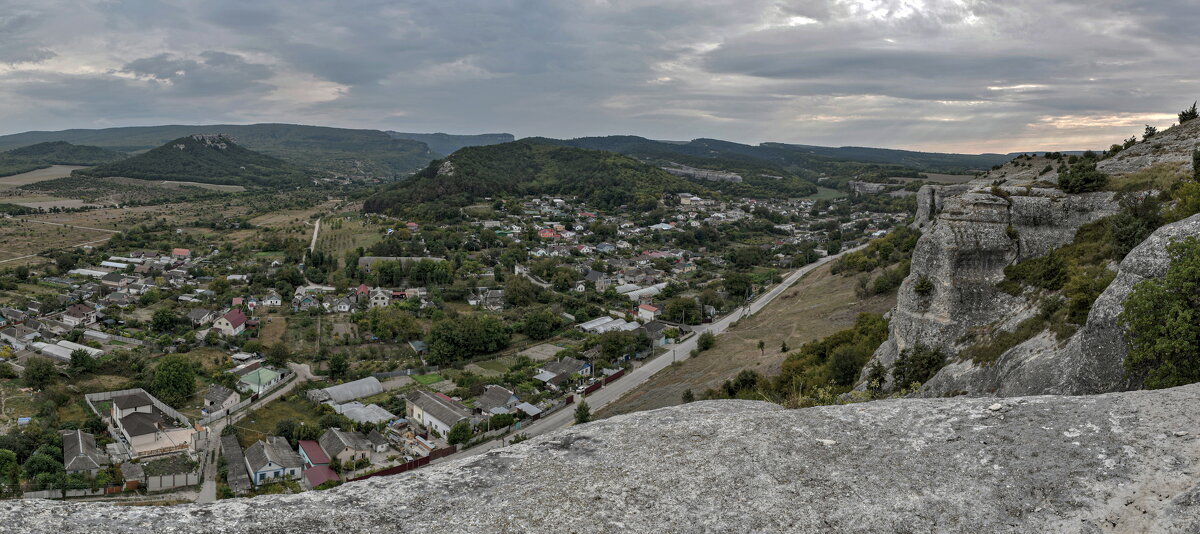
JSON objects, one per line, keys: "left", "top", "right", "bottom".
{"left": 244, "top": 436, "right": 303, "bottom": 486}
{"left": 637, "top": 304, "right": 660, "bottom": 321}
{"left": 62, "top": 304, "right": 96, "bottom": 327}
{"left": 405, "top": 390, "right": 471, "bottom": 437}
{"left": 368, "top": 287, "right": 391, "bottom": 308}
{"left": 214, "top": 308, "right": 247, "bottom": 336}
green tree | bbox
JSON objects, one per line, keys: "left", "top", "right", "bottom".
{"left": 681, "top": 389, "right": 695, "bottom": 403}
{"left": 266, "top": 344, "right": 290, "bottom": 368}
{"left": 151, "top": 354, "right": 196, "bottom": 407}
{"left": 697, "top": 332, "right": 716, "bottom": 351}
{"left": 574, "top": 401, "right": 591, "bottom": 425}
{"left": 151, "top": 308, "right": 179, "bottom": 333}
{"left": 69, "top": 349, "right": 93, "bottom": 373}
{"left": 1119, "top": 237, "right": 1200, "bottom": 388}
{"left": 447, "top": 421, "right": 472, "bottom": 445}
{"left": 756, "top": 340, "right": 765, "bottom": 356}
{"left": 0, "top": 449, "right": 18, "bottom": 487}
{"left": 1058, "top": 160, "right": 1109, "bottom": 193}
{"left": 22, "top": 453, "right": 63, "bottom": 480}
{"left": 1179, "top": 101, "right": 1198, "bottom": 124}
{"left": 22, "top": 357, "right": 56, "bottom": 390}
{"left": 891, "top": 344, "right": 945, "bottom": 388}
{"left": 328, "top": 353, "right": 349, "bottom": 380}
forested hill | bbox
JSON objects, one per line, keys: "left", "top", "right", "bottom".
{"left": 74, "top": 134, "right": 310, "bottom": 187}
{"left": 363, "top": 141, "right": 707, "bottom": 221}
{"left": 386, "top": 132, "right": 514, "bottom": 156}
{"left": 0, "top": 141, "right": 127, "bottom": 177}
{"left": 528, "top": 135, "right": 1008, "bottom": 179}
{"left": 0, "top": 124, "right": 433, "bottom": 178}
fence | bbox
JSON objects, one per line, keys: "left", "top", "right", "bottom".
{"left": 604, "top": 369, "right": 626, "bottom": 384}
{"left": 348, "top": 446, "right": 456, "bottom": 482}
{"left": 84, "top": 388, "right": 191, "bottom": 427}
{"left": 145, "top": 471, "right": 200, "bottom": 492}
{"left": 23, "top": 486, "right": 123, "bottom": 500}
{"left": 581, "top": 382, "right": 603, "bottom": 396}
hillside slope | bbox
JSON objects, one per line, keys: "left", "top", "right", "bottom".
{"left": 0, "top": 124, "right": 433, "bottom": 177}
{"left": 74, "top": 134, "right": 309, "bottom": 186}
{"left": 0, "top": 141, "right": 126, "bottom": 177}
{"left": 386, "top": 132, "right": 515, "bottom": 156}
{"left": 9, "top": 388, "right": 1200, "bottom": 532}
{"left": 363, "top": 140, "right": 707, "bottom": 220}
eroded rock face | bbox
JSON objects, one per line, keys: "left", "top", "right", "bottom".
{"left": 863, "top": 183, "right": 1120, "bottom": 386}
{"left": 922, "top": 213, "right": 1200, "bottom": 397}
{"left": 1097, "top": 119, "right": 1200, "bottom": 175}
{"left": 8, "top": 391, "right": 1200, "bottom": 533}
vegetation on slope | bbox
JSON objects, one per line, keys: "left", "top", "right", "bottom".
{"left": 74, "top": 134, "right": 310, "bottom": 187}
{"left": 0, "top": 141, "right": 126, "bottom": 177}
{"left": 363, "top": 141, "right": 708, "bottom": 221}
{"left": 0, "top": 124, "right": 433, "bottom": 178}
{"left": 386, "top": 132, "right": 515, "bottom": 156}
{"left": 1119, "top": 237, "right": 1200, "bottom": 389}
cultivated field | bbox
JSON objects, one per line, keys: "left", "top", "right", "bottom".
{"left": 598, "top": 262, "right": 896, "bottom": 418}
{"left": 0, "top": 165, "right": 85, "bottom": 189}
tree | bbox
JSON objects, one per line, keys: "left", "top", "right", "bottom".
{"left": 266, "top": 344, "right": 290, "bottom": 368}
{"left": 447, "top": 421, "right": 472, "bottom": 445}
{"left": 1058, "top": 160, "right": 1109, "bottom": 193}
{"left": 1193, "top": 148, "right": 1200, "bottom": 181}
{"left": 69, "top": 349, "right": 93, "bottom": 373}
{"left": 151, "top": 354, "right": 196, "bottom": 407}
{"left": 0, "top": 362, "right": 16, "bottom": 380}
{"left": 697, "top": 332, "right": 716, "bottom": 352}
{"left": 1179, "top": 101, "right": 1198, "bottom": 124}
{"left": 780, "top": 341, "right": 789, "bottom": 353}
{"left": 1119, "top": 237, "right": 1200, "bottom": 388}
{"left": 681, "top": 389, "right": 695, "bottom": 403}
{"left": 22, "top": 357, "right": 56, "bottom": 390}
{"left": 756, "top": 340, "right": 765, "bottom": 356}
{"left": 574, "top": 401, "right": 591, "bottom": 425}
{"left": 22, "top": 453, "right": 63, "bottom": 480}
{"left": 1144, "top": 124, "right": 1158, "bottom": 139}
{"left": 891, "top": 344, "right": 945, "bottom": 388}
{"left": 151, "top": 308, "right": 179, "bottom": 333}
{"left": 328, "top": 353, "right": 349, "bottom": 380}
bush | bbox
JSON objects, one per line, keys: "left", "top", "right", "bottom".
{"left": 1119, "top": 237, "right": 1200, "bottom": 388}
{"left": 696, "top": 332, "right": 716, "bottom": 351}
{"left": 891, "top": 344, "right": 945, "bottom": 387}
{"left": 913, "top": 276, "right": 934, "bottom": 297}
{"left": 1058, "top": 160, "right": 1109, "bottom": 193}
{"left": 1179, "top": 101, "right": 1198, "bottom": 124}
{"left": 1003, "top": 251, "right": 1069, "bottom": 291}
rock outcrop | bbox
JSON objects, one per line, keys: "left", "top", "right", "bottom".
{"left": 863, "top": 182, "right": 1120, "bottom": 387}
{"left": 923, "top": 213, "right": 1200, "bottom": 396}
{"left": 1096, "top": 118, "right": 1200, "bottom": 175}
{"left": 8, "top": 389, "right": 1200, "bottom": 533}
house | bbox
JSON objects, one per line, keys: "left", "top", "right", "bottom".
{"left": 220, "top": 434, "right": 252, "bottom": 495}
{"left": 262, "top": 292, "right": 283, "bottom": 307}
{"left": 237, "top": 367, "right": 281, "bottom": 394}
{"left": 366, "top": 430, "right": 390, "bottom": 453}
{"left": 406, "top": 390, "right": 471, "bottom": 437}
{"left": 171, "top": 248, "right": 191, "bottom": 259}
{"left": 297, "top": 440, "right": 330, "bottom": 468}
{"left": 539, "top": 357, "right": 591, "bottom": 382}
{"left": 185, "top": 308, "right": 215, "bottom": 327}
{"left": 0, "top": 324, "right": 39, "bottom": 350}
{"left": 62, "top": 304, "right": 96, "bottom": 327}
{"left": 475, "top": 385, "right": 519, "bottom": 416}
{"left": 214, "top": 308, "right": 247, "bottom": 336}
{"left": 318, "top": 428, "right": 372, "bottom": 464}
{"left": 640, "top": 320, "right": 673, "bottom": 347}
{"left": 61, "top": 430, "right": 107, "bottom": 476}
{"left": 244, "top": 436, "right": 304, "bottom": 486}
{"left": 303, "top": 464, "right": 340, "bottom": 489}
{"left": 331, "top": 297, "right": 355, "bottom": 313}
{"left": 109, "top": 391, "right": 195, "bottom": 458}
{"left": 368, "top": 287, "right": 391, "bottom": 309}
{"left": 637, "top": 304, "right": 661, "bottom": 321}
{"left": 203, "top": 384, "right": 240, "bottom": 411}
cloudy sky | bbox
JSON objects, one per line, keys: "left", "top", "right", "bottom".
{"left": 0, "top": 0, "right": 1196, "bottom": 153}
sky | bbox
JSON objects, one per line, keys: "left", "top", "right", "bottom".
{"left": 0, "top": 0, "right": 1196, "bottom": 153}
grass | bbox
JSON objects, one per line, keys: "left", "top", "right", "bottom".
{"left": 234, "top": 396, "right": 325, "bottom": 448}
{"left": 1106, "top": 162, "right": 1189, "bottom": 192}
{"left": 474, "top": 360, "right": 510, "bottom": 373}
{"left": 412, "top": 373, "right": 444, "bottom": 385}
{"left": 803, "top": 186, "right": 848, "bottom": 201}
{"left": 598, "top": 261, "right": 896, "bottom": 418}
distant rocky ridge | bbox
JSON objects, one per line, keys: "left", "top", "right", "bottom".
{"left": 7, "top": 388, "right": 1200, "bottom": 533}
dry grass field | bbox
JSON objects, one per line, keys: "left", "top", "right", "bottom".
{"left": 598, "top": 263, "right": 896, "bottom": 418}
{"left": 0, "top": 165, "right": 85, "bottom": 189}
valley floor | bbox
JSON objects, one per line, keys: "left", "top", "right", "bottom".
{"left": 598, "top": 262, "right": 895, "bottom": 418}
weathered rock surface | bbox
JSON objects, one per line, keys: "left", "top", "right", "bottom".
{"left": 923, "top": 213, "right": 1200, "bottom": 397}
{"left": 863, "top": 183, "right": 1120, "bottom": 386}
{"left": 8, "top": 389, "right": 1200, "bottom": 533}
{"left": 1097, "top": 118, "right": 1200, "bottom": 175}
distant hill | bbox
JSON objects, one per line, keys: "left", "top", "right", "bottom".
{"left": 363, "top": 140, "right": 706, "bottom": 221}
{"left": 0, "top": 124, "right": 433, "bottom": 178}
{"left": 74, "top": 134, "right": 309, "bottom": 187}
{"left": 386, "top": 132, "right": 515, "bottom": 156}
{"left": 764, "top": 143, "right": 1010, "bottom": 172}
{"left": 0, "top": 141, "right": 127, "bottom": 177}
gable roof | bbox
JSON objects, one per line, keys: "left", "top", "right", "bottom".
{"left": 303, "top": 465, "right": 340, "bottom": 488}
{"left": 112, "top": 391, "right": 153, "bottom": 410}
{"left": 120, "top": 411, "right": 164, "bottom": 437}
{"left": 298, "top": 440, "right": 330, "bottom": 465}
{"left": 245, "top": 436, "right": 304, "bottom": 473}
{"left": 318, "top": 428, "right": 372, "bottom": 457}
{"left": 65, "top": 304, "right": 95, "bottom": 318}
{"left": 407, "top": 390, "right": 471, "bottom": 427}
{"left": 221, "top": 308, "right": 247, "bottom": 329}
{"left": 60, "top": 430, "right": 106, "bottom": 472}
{"left": 475, "top": 385, "right": 516, "bottom": 412}
{"left": 204, "top": 384, "right": 237, "bottom": 405}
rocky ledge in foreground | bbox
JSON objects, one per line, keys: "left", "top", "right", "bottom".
{"left": 8, "top": 387, "right": 1200, "bottom": 533}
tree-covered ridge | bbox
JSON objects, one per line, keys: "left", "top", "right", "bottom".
{"left": 386, "top": 132, "right": 515, "bottom": 157}
{"left": 0, "top": 123, "right": 434, "bottom": 178}
{"left": 74, "top": 134, "right": 311, "bottom": 187}
{"left": 363, "top": 141, "right": 709, "bottom": 220}
{"left": 0, "top": 141, "right": 127, "bottom": 177}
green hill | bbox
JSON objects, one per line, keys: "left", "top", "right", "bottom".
{"left": 74, "top": 134, "right": 309, "bottom": 186}
{"left": 363, "top": 141, "right": 707, "bottom": 220}
{"left": 0, "top": 141, "right": 127, "bottom": 177}
{"left": 0, "top": 124, "right": 433, "bottom": 178}
{"left": 386, "top": 132, "right": 515, "bottom": 156}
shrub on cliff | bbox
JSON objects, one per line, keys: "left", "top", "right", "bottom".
{"left": 1119, "top": 236, "right": 1200, "bottom": 389}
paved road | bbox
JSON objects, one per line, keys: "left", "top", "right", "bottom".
{"left": 435, "top": 245, "right": 865, "bottom": 465}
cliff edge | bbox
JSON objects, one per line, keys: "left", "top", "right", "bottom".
{"left": 6, "top": 386, "right": 1200, "bottom": 533}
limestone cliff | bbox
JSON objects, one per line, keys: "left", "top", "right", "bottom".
{"left": 7, "top": 388, "right": 1200, "bottom": 533}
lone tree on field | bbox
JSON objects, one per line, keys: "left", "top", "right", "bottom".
{"left": 1180, "top": 102, "right": 1199, "bottom": 124}
{"left": 757, "top": 340, "right": 765, "bottom": 356}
